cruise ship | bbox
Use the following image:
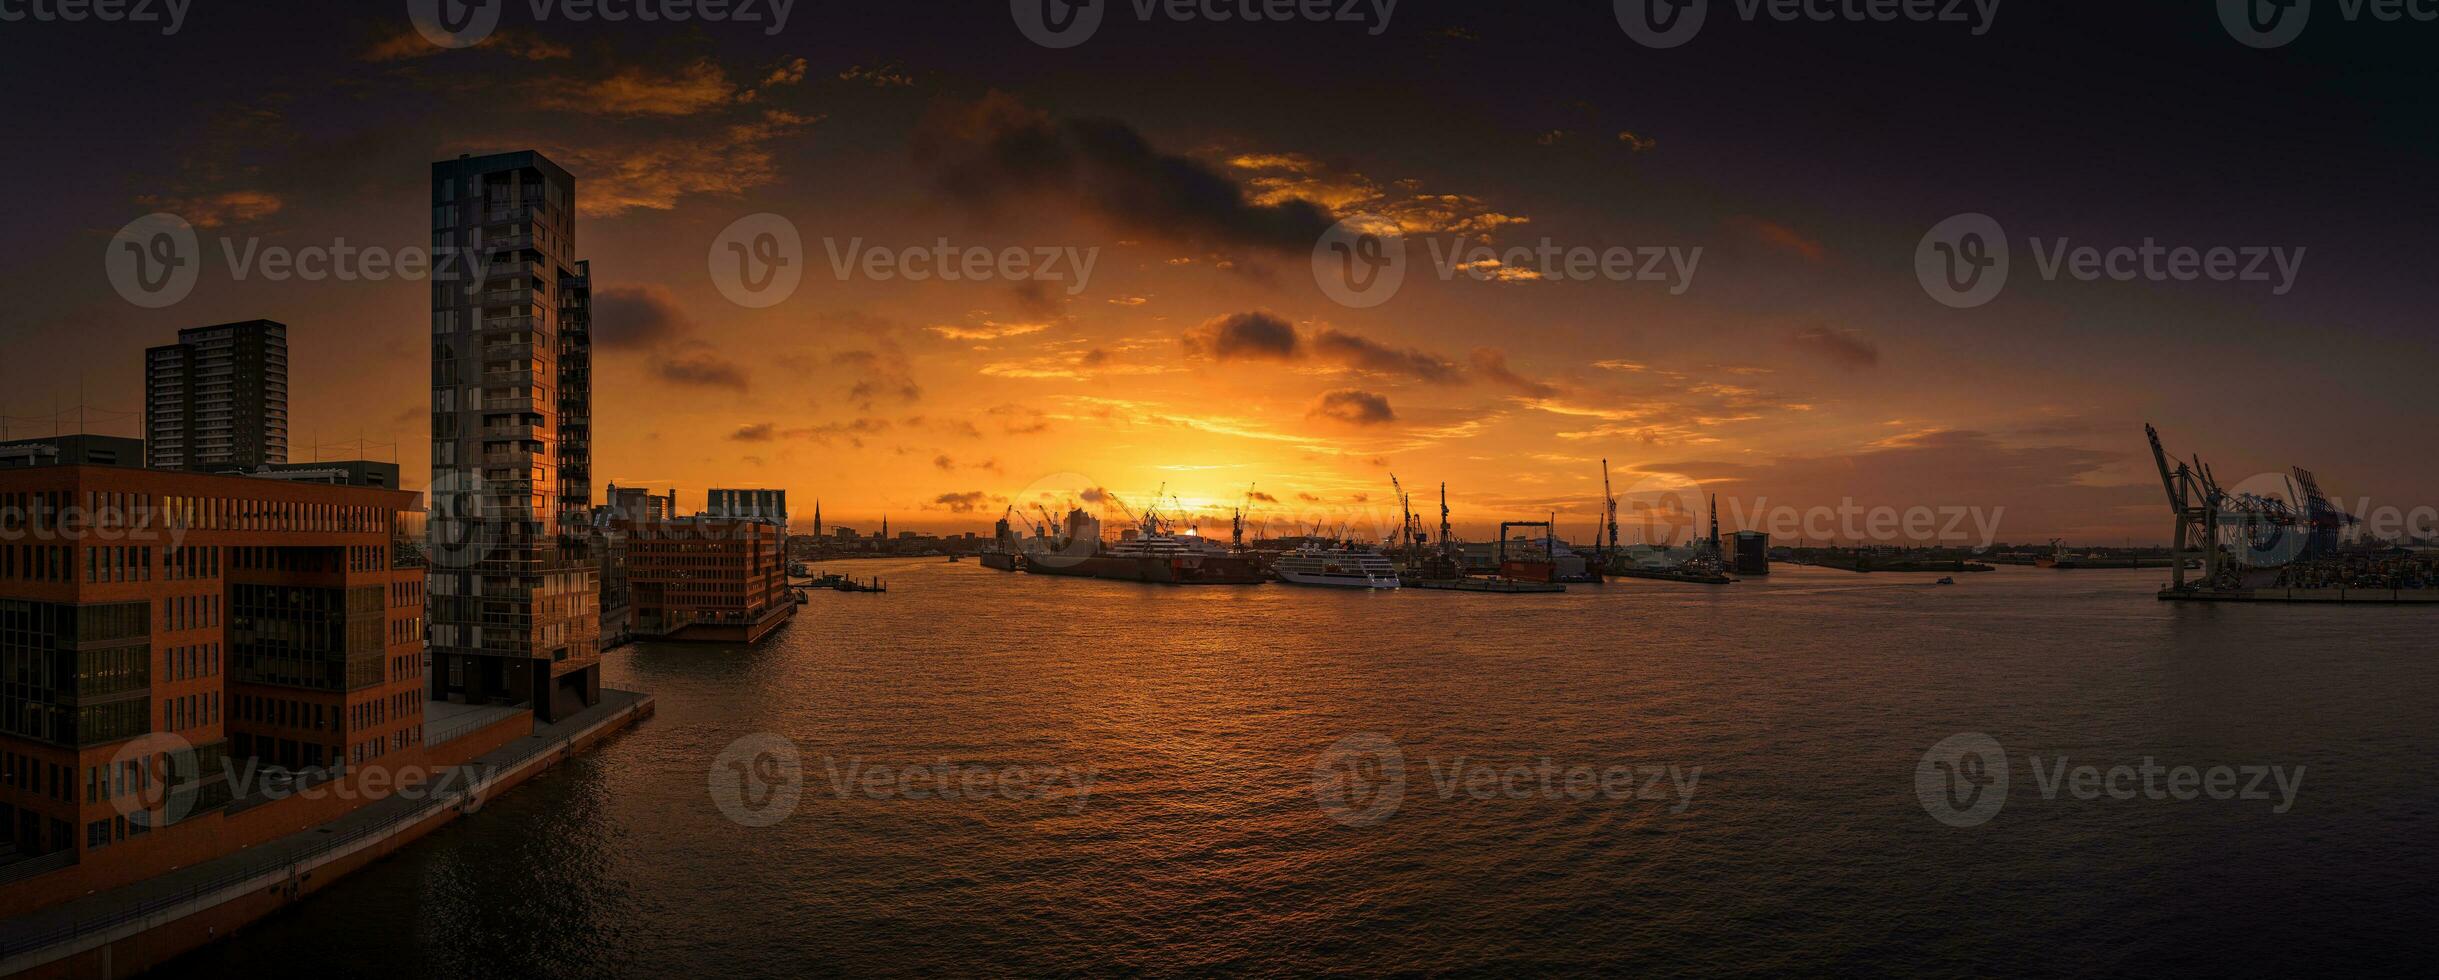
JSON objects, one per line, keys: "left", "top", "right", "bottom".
{"left": 1273, "top": 543, "right": 1402, "bottom": 589}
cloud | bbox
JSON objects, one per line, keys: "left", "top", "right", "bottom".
{"left": 933, "top": 454, "right": 957, "bottom": 471}
{"left": 1470, "top": 348, "right": 1558, "bottom": 397}
{"left": 535, "top": 59, "right": 744, "bottom": 116}
{"left": 927, "top": 320, "right": 1050, "bottom": 341}
{"left": 656, "top": 347, "right": 749, "bottom": 392}
{"left": 361, "top": 28, "right": 570, "bottom": 63}
{"left": 1227, "top": 154, "right": 1528, "bottom": 239}
{"left": 989, "top": 403, "right": 1052, "bottom": 435}
{"left": 591, "top": 283, "right": 694, "bottom": 349}
{"left": 838, "top": 63, "right": 914, "bottom": 87}
{"left": 915, "top": 93, "right": 1335, "bottom": 252}
{"left": 1729, "top": 216, "right": 1827, "bottom": 262}
{"left": 134, "top": 190, "right": 282, "bottom": 229}
{"left": 781, "top": 417, "right": 894, "bottom": 448}
{"left": 1183, "top": 311, "right": 1302, "bottom": 361}
{"left": 1308, "top": 389, "right": 1398, "bottom": 426}
{"left": 1312, "top": 328, "right": 1462, "bottom": 383}
{"left": 932, "top": 491, "right": 991, "bottom": 513}
{"left": 732, "top": 423, "right": 776, "bottom": 442}
{"left": 540, "top": 108, "right": 817, "bottom": 217}
{"left": 835, "top": 346, "right": 922, "bottom": 408}
{"left": 1790, "top": 326, "right": 1881, "bottom": 369}
{"left": 1248, "top": 491, "right": 1280, "bottom": 504}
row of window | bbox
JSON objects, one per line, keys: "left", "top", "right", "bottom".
{"left": 0, "top": 748, "right": 71, "bottom": 804}
{"left": 162, "top": 690, "right": 220, "bottom": 732}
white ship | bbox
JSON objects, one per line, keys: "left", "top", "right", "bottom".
{"left": 1273, "top": 543, "right": 1402, "bottom": 589}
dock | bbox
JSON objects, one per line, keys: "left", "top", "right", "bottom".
{"left": 2159, "top": 587, "right": 2439, "bottom": 604}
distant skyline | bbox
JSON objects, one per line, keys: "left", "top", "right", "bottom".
{"left": 5, "top": 4, "right": 2435, "bottom": 544}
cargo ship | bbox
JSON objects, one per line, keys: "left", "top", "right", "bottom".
{"left": 1018, "top": 505, "right": 1263, "bottom": 585}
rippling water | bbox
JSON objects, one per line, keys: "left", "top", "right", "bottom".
{"left": 176, "top": 560, "right": 2437, "bottom": 976}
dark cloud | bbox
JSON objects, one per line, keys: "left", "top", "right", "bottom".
{"left": 1182, "top": 311, "right": 1301, "bottom": 362}
{"left": 1470, "top": 348, "right": 1558, "bottom": 397}
{"left": 933, "top": 491, "right": 990, "bottom": 513}
{"left": 1249, "top": 491, "right": 1280, "bottom": 504}
{"left": 1790, "top": 326, "right": 1880, "bottom": 370}
{"left": 731, "top": 422, "right": 775, "bottom": 442}
{"left": 915, "top": 93, "right": 1335, "bottom": 253}
{"left": 656, "top": 347, "right": 749, "bottom": 391}
{"left": 592, "top": 283, "right": 694, "bottom": 349}
{"left": 1308, "top": 388, "right": 1398, "bottom": 426}
{"left": 1314, "top": 329, "right": 1462, "bottom": 384}
{"left": 933, "top": 454, "right": 957, "bottom": 471}
{"left": 989, "top": 403, "right": 1052, "bottom": 435}
{"left": 835, "top": 346, "right": 922, "bottom": 407}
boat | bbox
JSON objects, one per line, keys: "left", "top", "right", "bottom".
{"left": 1936, "top": 576, "right": 1956, "bottom": 585}
{"left": 1274, "top": 543, "right": 1401, "bottom": 589}
{"left": 1019, "top": 506, "right": 1263, "bottom": 585}
{"left": 947, "top": 554, "right": 962, "bottom": 563}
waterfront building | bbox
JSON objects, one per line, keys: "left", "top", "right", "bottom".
{"left": 615, "top": 492, "right": 793, "bottom": 644}
{"left": 426, "top": 151, "right": 600, "bottom": 722}
{"left": 144, "top": 320, "right": 289, "bottom": 472}
{"left": 0, "top": 466, "right": 444, "bottom": 911}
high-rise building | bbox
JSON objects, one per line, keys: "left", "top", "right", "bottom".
{"left": 426, "top": 151, "right": 600, "bottom": 722}
{"left": 144, "top": 320, "right": 289, "bottom": 472}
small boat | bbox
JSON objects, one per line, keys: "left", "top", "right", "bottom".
{"left": 1936, "top": 576, "right": 1956, "bottom": 585}
{"left": 947, "top": 555, "right": 962, "bottom": 563}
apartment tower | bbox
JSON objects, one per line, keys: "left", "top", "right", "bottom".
{"left": 426, "top": 151, "right": 599, "bottom": 721}
{"left": 144, "top": 320, "right": 290, "bottom": 471}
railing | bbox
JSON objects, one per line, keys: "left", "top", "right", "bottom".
{"left": 0, "top": 763, "right": 498, "bottom": 961}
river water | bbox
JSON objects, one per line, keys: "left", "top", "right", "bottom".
{"left": 173, "top": 560, "right": 2437, "bottom": 976}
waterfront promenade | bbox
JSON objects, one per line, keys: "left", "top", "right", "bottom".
{"left": 0, "top": 690, "right": 655, "bottom": 978}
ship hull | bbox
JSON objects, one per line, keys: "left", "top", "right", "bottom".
{"left": 1277, "top": 570, "right": 1401, "bottom": 589}
{"left": 979, "top": 551, "right": 1018, "bottom": 571}
{"left": 1023, "top": 553, "right": 1262, "bottom": 585}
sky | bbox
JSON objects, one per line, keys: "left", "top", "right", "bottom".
{"left": 2, "top": 1, "right": 2434, "bottom": 546}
